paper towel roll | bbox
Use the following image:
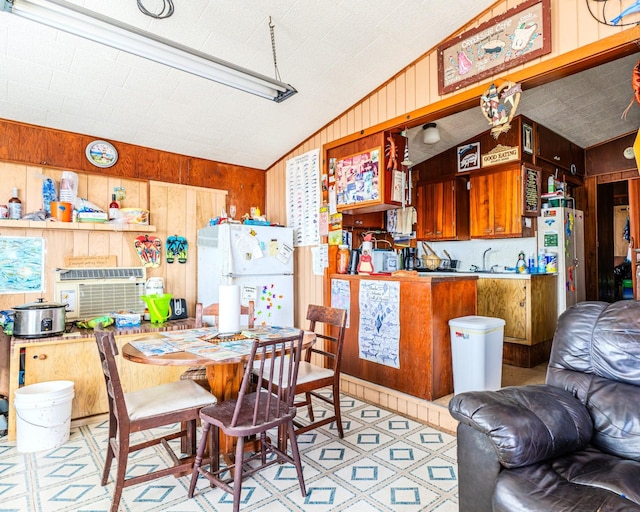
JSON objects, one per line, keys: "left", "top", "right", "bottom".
{"left": 218, "top": 285, "right": 241, "bottom": 333}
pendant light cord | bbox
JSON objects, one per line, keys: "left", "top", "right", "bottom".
{"left": 137, "top": 0, "right": 174, "bottom": 19}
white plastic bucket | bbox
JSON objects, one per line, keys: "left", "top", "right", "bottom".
{"left": 14, "top": 380, "right": 74, "bottom": 453}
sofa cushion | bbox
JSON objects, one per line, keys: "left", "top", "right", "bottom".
{"left": 548, "top": 301, "right": 640, "bottom": 462}
{"left": 449, "top": 385, "right": 592, "bottom": 468}
{"left": 493, "top": 447, "right": 640, "bottom": 511}
{"left": 588, "top": 376, "right": 640, "bottom": 462}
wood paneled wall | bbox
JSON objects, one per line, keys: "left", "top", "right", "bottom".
{"left": 0, "top": 118, "right": 265, "bottom": 220}
{"left": 265, "top": 0, "right": 639, "bottom": 320}
{"left": 0, "top": 163, "right": 226, "bottom": 314}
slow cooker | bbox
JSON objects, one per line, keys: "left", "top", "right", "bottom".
{"left": 13, "top": 298, "right": 67, "bottom": 338}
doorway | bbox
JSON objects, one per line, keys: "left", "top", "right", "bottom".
{"left": 597, "top": 180, "right": 631, "bottom": 302}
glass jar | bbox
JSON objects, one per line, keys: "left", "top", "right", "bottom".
{"left": 337, "top": 245, "right": 350, "bottom": 274}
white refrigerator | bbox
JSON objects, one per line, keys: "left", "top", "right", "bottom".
{"left": 537, "top": 207, "right": 585, "bottom": 316}
{"left": 197, "top": 224, "right": 295, "bottom": 327}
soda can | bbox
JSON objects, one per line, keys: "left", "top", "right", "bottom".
{"left": 0, "top": 205, "right": 8, "bottom": 219}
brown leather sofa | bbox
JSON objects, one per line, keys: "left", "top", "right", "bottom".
{"left": 449, "top": 301, "right": 640, "bottom": 512}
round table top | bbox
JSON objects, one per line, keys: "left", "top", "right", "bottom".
{"left": 122, "top": 329, "right": 315, "bottom": 366}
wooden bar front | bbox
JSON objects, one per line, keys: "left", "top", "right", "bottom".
{"left": 333, "top": 274, "right": 477, "bottom": 400}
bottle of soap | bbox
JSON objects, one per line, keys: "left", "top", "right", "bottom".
{"left": 8, "top": 187, "right": 22, "bottom": 220}
{"left": 516, "top": 251, "right": 527, "bottom": 273}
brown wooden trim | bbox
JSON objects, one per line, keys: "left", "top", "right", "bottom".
{"left": 597, "top": 170, "right": 640, "bottom": 184}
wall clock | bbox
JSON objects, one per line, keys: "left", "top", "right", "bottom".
{"left": 85, "top": 140, "right": 118, "bottom": 168}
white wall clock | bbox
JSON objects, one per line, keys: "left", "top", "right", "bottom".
{"left": 85, "top": 140, "right": 118, "bottom": 168}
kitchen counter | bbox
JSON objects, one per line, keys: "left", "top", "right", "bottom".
{"left": 10, "top": 317, "right": 197, "bottom": 347}
{"left": 416, "top": 271, "right": 557, "bottom": 279}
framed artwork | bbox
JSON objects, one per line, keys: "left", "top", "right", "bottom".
{"left": 522, "top": 163, "right": 542, "bottom": 216}
{"left": 0, "top": 236, "right": 45, "bottom": 293}
{"left": 437, "top": 0, "right": 551, "bottom": 95}
{"left": 334, "top": 147, "right": 381, "bottom": 208}
{"left": 523, "top": 123, "right": 533, "bottom": 155}
{"left": 457, "top": 142, "right": 481, "bottom": 172}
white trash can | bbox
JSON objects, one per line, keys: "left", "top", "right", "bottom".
{"left": 14, "top": 380, "right": 75, "bottom": 453}
{"left": 449, "top": 316, "right": 505, "bottom": 395}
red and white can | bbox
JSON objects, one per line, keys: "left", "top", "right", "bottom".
{"left": 0, "top": 205, "right": 8, "bottom": 219}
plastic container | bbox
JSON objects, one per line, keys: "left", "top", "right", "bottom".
{"left": 14, "top": 380, "right": 74, "bottom": 453}
{"left": 119, "top": 208, "right": 149, "bottom": 224}
{"left": 545, "top": 252, "right": 558, "bottom": 273}
{"left": 50, "top": 201, "right": 73, "bottom": 222}
{"left": 337, "top": 245, "right": 350, "bottom": 274}
{"left": 622, "top": 279, "right": 634, "bottom": 299}
{"left": 449, "top": 316, "right": 506, "bottom": 394}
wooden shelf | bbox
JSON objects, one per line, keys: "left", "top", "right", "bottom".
{"left": 0, "top": 220, "right": 156, "bottom": 232}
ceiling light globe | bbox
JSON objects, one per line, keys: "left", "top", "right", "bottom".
{"left": 423, "top": 123, "right": 440, "bottom": 144}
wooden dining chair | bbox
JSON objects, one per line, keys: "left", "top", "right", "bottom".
{"left": 180, "top": 301, "right": 255, "bottom": 388}
{"left": 94, "top": 330, "right": 217, "bottom": 512}
{"left": 292, "top": 304, "right": 347, "bottom": 438}
{"left": 255, "top": 304, "right": 348, "bottom": 446}
{"left": 188, "top": 330, "right": 306, "bottom": 511}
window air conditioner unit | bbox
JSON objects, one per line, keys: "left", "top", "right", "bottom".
{"left": 54, "top": 267, "right": 147, "bottom": 320}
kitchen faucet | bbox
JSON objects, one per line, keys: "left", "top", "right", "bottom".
{"left": 482, "top": 247, "right": 492, "bottom": 271}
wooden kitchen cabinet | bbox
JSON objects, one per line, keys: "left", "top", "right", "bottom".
{"left": 477, "top": 274, "right": 557, "bottom": 367}
{"left": 470, "top": 166, "right": 523, "bottom": 238}
{"left": 536, "top": 123, "right": 584, "bottom": 174}
{"left": 8, "top": 332, "right": 186, "bottom": 440}
{"left": 328, "top": 131, "right": 402, "bottom": 214}
{"left": 416, "top": 177, "right": 469, "bottom": 240}
{"left": 341, "top": 211, "right": 385, "bottom": 229}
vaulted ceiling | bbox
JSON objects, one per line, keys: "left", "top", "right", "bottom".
{"left": 0, "top": 1, "right": 637, "bottom": 172}
{"left": 0, "top": 0, "right": 496, "bottom": 169}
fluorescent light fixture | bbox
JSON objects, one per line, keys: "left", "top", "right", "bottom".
{"left": 422, "top": 123, "right": 440, "bottom": 144}
{"left": 1, "top": 0, "right": 297, "bottom": 102}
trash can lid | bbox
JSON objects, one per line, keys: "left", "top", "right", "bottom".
{"left": 448, "top": 315, "right": 506, "bottom": 330}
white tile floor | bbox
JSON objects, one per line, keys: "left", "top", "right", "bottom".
{"left": 0, "top": 390, "right": 458, "bottom": 511}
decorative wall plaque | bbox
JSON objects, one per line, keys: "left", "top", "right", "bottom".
{"left": 437, "top": 0, "right": 551, "bottom": 95}
{"left": 480, "top": 81, "right": 522, "bottom": 138}
{"left": 522, "top": 163, "right": 542, "bottom": 216}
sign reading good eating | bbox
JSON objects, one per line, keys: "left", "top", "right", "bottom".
{"left": 481, "top": 144, "right": 520, "bottom": 167}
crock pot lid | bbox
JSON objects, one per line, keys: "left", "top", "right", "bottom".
{"left": 14, "top": 299, "right": 65, "bottom": 310}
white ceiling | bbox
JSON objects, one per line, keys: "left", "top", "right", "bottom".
{"left": 0, "top": 0, "right": 498, "bottom": 170}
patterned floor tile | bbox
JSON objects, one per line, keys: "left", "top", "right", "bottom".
{"left": 0, "top": 391, "right": 458, "bottom": 511}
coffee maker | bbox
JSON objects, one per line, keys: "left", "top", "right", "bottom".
{"left": 402, "top": 248, "right": 418, "bottom": 270}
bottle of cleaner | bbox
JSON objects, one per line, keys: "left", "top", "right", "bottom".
{"left": 537, "top": 249, "right": 547, "bottom": 273}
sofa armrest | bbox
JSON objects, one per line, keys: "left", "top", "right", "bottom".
{"left": 449, "top": 384, "right": 593, "bottom": 468}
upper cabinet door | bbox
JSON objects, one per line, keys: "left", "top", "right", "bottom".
{"left": 536, "top": 124, "right": 572, "bottom": 169}
{"left": 470, "top": 167, "right": 522, "bottom": 238}
{"left": 470, "top": 173, "right": 494, "bottom": 237}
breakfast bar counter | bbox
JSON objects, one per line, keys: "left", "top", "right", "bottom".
{"left": 329, "top": 273, "right": 477, "bottom": 400}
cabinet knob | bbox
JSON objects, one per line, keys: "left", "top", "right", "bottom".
{"left": 554, "top": 156, "right": 560, "bottom": 161}
{"left": 33, "top": 354, "right": 47, "bottom": 360}
{"left": 519, "top": 301, "right": 525, "bottom": 307}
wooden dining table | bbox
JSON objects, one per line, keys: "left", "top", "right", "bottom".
{"left": 121, "top": 327, "right": 315, "bottom": 455}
